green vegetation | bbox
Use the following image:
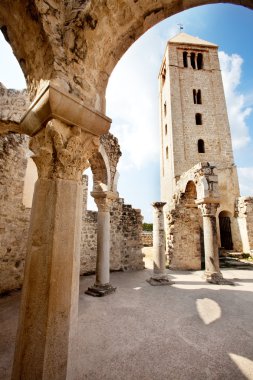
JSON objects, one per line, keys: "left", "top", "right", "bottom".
{"left": 143, "top": 223, "right": 153, "bottom": 232}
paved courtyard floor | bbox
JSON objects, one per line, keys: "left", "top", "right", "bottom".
{"left": 1, "top": 264, "right": 253, "bottom": 379}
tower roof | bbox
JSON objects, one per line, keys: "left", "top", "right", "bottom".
{"left": 169, "top": 32, "right": 218, "bottom": 48}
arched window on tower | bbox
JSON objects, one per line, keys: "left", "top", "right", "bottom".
{"left": 195, "top": 113, "right": 202, "bottom": 125}
{"left": 161, "top": 64, "right": 166, "bottom": 85}
{"left": 198, "top": 139, "right": 205, "bottom": 153}
{"left": 193, "top": 90, "right": 202, "bottom": 104}
{"left": 164, "top": 102, "right": 167, "bottom": 116}
{"left": 166, "top": 146, "right": 169, "bottom": 159}
{"left": 190, "top": 52, "right": 196, "bottom": 69}
{"left": 197, "top": 89, "right": 202, "bottom": 104}
{"left": 193, "top": 89, "right": 197, "bottom": 104}
{"left": 183, "top": 51, "right": 188, "bottom": 68}
{"left": 197, "top": 53, "right": 203, "bottom": 69}
{"left": 165, "top": 124, "right": 167, "bottom": 135}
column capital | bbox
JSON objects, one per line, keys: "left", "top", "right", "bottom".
{"left": 29, "top": 119, "right": 99, "bottom": 181}
{"left": 152, "top": 202, "right": 166, "bottom": 210}
{"left": 91, "top": 191, "right": 117, "bottom": 212}
{"left": 198, "top": 202, "right": 219, "bottom": 217}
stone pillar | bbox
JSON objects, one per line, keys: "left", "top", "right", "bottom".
{"left": 85, "top": 193, "right": 116, "bottom": 297}
{"left": 147, "top": 202, "right": 174, "bottom": 286}
{"left": 187, "top": 53, "right": 191, "bottom": 68}
{"left": 199, "top": 203, "right": 234, "bottom": 285}
{"left": 11, "top": 106, "right": 110, "bottom": 378}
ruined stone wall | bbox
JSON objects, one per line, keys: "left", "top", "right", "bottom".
{"left": 0, "top": 83, "right": 29, "bottom": 132}
{"left": 142, "top": 232, "right": 153, "bottom": 247}
{"left": 166, "top": 202, "right": 202, "bottom": 270}
{"left": 80, "top": 195, "right": 144, "bottom": 275}
{"left": 235, "top": 197, "right": 253, "bottom": 254}
{"left": 109, "top": 198, "right": 126, "bottom": 271}
{"left": 0, "top": 133, "right": 31, "bottom": 293}
{"left": 120, "top": 205, "right": 144, "bottom": 271}
{"left": 80, "top": 210, "right": 97, "bottom": 275}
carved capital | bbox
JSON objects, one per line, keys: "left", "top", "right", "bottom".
{"left": 93, "top": 194, "right": 115, "bottom": 212}
{"left": 152, "top": 202, "right": 166, "bottom": 211}
{"left": 29, "top": 119, "right": 99, "bottom": 181}
{"left": 198, "top": 203, "right": 219, "bottom": 217}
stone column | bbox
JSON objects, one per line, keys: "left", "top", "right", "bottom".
{"left": 11, "top": 119, "right": 102, "bottom": 379}
{"left": 187, "top": 53, "right": 192, "bottom": 68}
{"left": 85, "top": 193, "right": 116, "bottom": 297}
{"left": 199, "top": 203, "right": 233, "bottom": 285}
{"left": 147, "top": 202, "right": 174, "bottom": 286}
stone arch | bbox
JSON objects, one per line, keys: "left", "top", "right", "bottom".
{"left": 89, "top": 149, "right": 109, "bottom": 193}
{"left": 0, "top": 1, "right": 252, "bottom": 109}
{"left": 184, "top": 180, "right": 197, "bottom": 203}
{"left": 88, "top": 132, "right": 121, "bottom": 194}
{"left": 176, "top": 163, "right": 218, "bottom": 204}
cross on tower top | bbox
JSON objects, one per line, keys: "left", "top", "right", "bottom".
{"left": 178, "top": 23, "right": 184, "bottom": 32}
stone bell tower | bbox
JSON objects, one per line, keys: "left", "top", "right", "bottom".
{"left": 159, "top": 32, "right": 240, "bottom": 224}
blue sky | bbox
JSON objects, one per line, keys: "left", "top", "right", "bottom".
{"left": 1, "top": 3, "right": 253, "bottom": 222}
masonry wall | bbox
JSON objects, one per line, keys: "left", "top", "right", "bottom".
{"left": 142, "top": 232, "right": 153, "bottom": 247}
{"left": 80, "top": 210, "right": 98, "bottom": 274}
{"left": 0, "top": 133, "right": 31, "bottom": 293}
{"left": 166, "top": 198, "right": 202, "bottom": 270}
{"left": 120, "top": 204, "right": 144, "bottom": 271}
{"left": 80, "top": 192, "right": 144, "bottom": 275}
{"left": 235, "top": 197, "right": 253, "bottom": 254}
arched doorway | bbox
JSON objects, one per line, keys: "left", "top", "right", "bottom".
{"left": 219, "top": 211, "right": 233, "bottom": 250}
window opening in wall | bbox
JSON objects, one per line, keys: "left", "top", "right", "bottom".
{"left": 219, "top": 211, "right": 233, "bottom": 250}
{"left": 162, "top": 65, "right": 166, "bottom": 85}
{"left": 190, "top": 52, "right": 196, "bottom": 69}
{"left": 197, "top": 89, "right": 202, "bottom": 104}
{"left": 164, "top": 102, "right": 167, "bottom": 116}
{"left": 197, "top": 53, "right": 203, "bottom": 70}
{"left": 166, "top": 146, "right": 168, "bottom": 159}
{"left": 183, "top": 51, "right": 188, "bottom": 68}
{"left": 198, "top": 139, "right": 205, "bottom": 153}
{"left": 195, "top": 113, "right": 202, "bottom": 125}
{"left": 165, "top": 124, "right": 167, "bottom": 135}
{"left": 193, "top": 89, "right": 197, "bottom": 104}
{"left": 193, "top": 90, "right": 202, "bottom": 104}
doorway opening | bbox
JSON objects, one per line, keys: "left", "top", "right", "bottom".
{"left": 219, "top": 211, "right": 233, "bottom": 250}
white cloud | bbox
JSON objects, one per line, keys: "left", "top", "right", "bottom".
{"left": 219, "top": 51, "right": 252, "bottom": 150}
{"left": 237, "top": 167, "right": 253, "bottom": 196}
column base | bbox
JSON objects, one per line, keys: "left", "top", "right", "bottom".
{"left": 204, "top": 272, "right": 235, "bottom": 286}
{"left": 85, "top": 283, "right": 116, "bottom": 297}
{"left": 147, "top": 274, "right": 175, "bottom": 286}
